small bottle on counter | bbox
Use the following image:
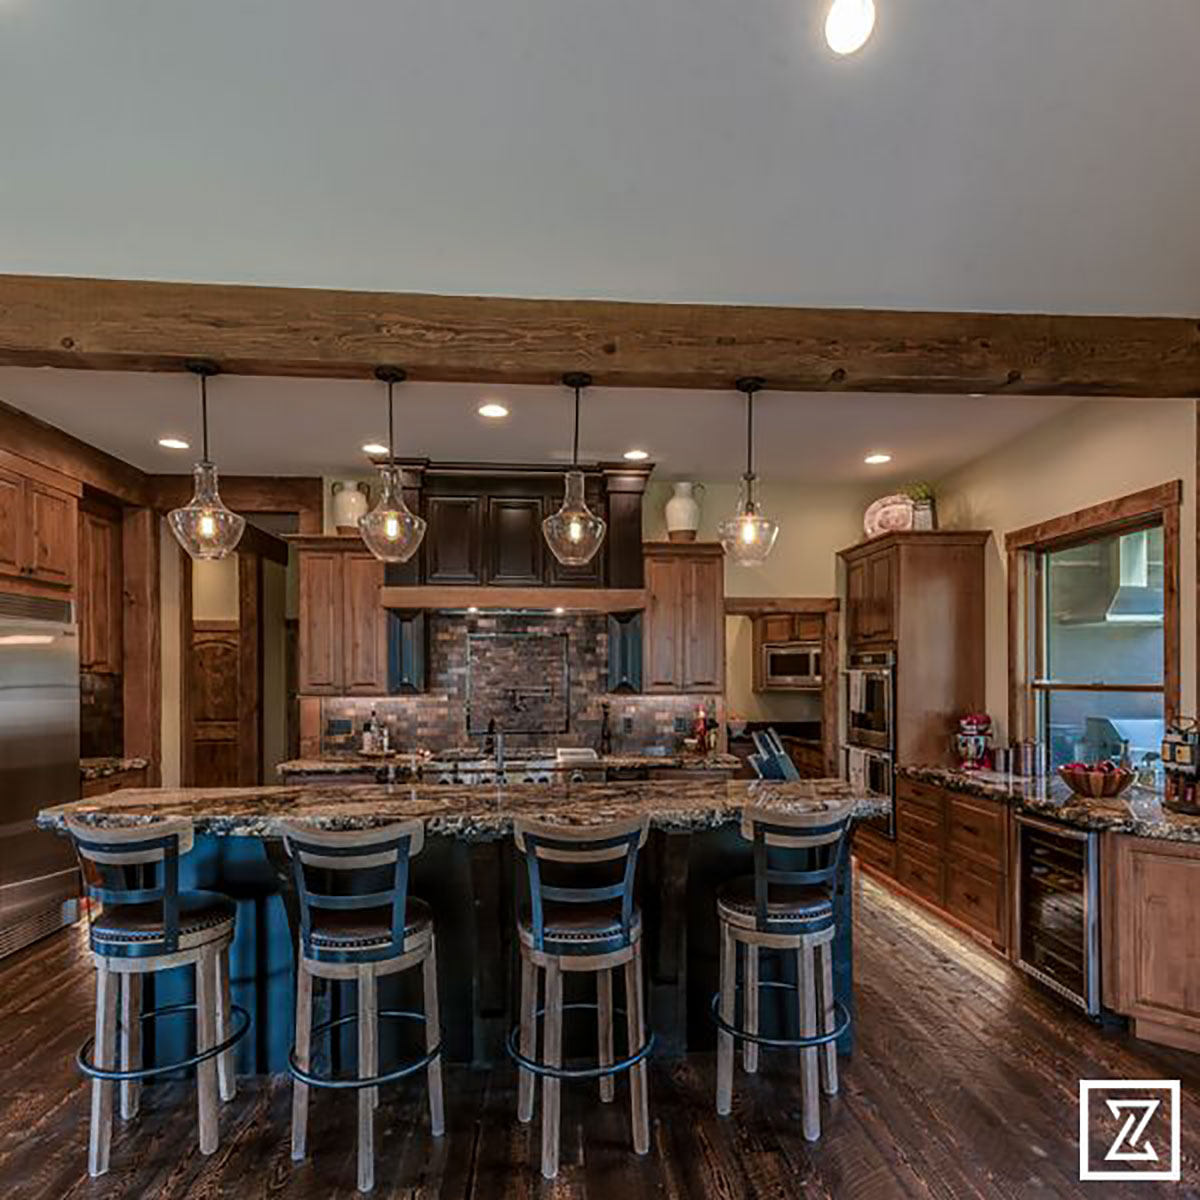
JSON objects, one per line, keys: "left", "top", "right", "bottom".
{"left": 362, "top": 707, "right": 378, "bottom": 754}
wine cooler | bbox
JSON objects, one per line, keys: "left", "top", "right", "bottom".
{"left": 1014, "top": 814, "right": 1100, "bottom": 1015}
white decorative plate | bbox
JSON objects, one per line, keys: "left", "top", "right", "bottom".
{"left": 863, "top": 493, "right": 915, "bottom": 539}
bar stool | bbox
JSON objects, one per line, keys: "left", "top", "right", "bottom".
{"left": 712, "top": 800, "right": 852, "bottom": 1140}
{"left": 66, "top": 816, "right": 249, "bottom": 1177}
{"left": 508, "top": 815, "right": 653, "bottom": 1180}
{"left": 284, "top": 820, "right": 443, "bottom": 1194}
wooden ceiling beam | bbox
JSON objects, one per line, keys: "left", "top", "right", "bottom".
{"left": 1, "top": 274, "right": 1198, "bottom": 398}
{"left": 147, "top": 474, "right": 324, "bottom": 534}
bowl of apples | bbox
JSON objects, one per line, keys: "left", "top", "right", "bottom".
{"left": 1057, "top": 760, "right": 1135, "bottom": 800}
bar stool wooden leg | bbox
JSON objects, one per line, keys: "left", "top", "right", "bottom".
{"left": 215, "top": 945, "right": 237, "bottom": 1103}
{"left": 625, "top": 942, "right": 650, "bottom": 1155}
{"left": 88, "top": 959, "right": 118, "bottom": 1177}
{"left": 541, "top": 959, "right": 564, "bottom": 1180}
{"left": 357, "top": 963, "right": 377, "bottom": 1192}
{"left": 422, "top": 934, "right": 445, "bottom": 1137}
{"left": 744, "top": 945, "right": 759, "bottom": 1075}
{"left": 119, "top": 972, "right": 142, "bottom": 1120}
{"left": 597, "top": 968, "right": 615, "bottom": 1103}
{"left": 517, "top": 954, "right": 537, "bottom": 1123}
{"left": 797, "top": 941, "right": 820, "bottom": 1142}
{"left": 716, "top": 922, "right": 735, "bottom": 1116}
{"left": 291, "top": 960, "right": 313, "bottom": 1161}
{"left": 818, "top": 938, "right": 838, "bottom": 1096}
{"left": 195, "top": 946, "right": 220, "bottom": 1156}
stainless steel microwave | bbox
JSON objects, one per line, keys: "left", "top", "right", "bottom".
{"left": 761, "top": 641, "right": 823, "bottom": 690}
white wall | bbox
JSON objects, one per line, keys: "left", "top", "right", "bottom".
{"left": 936, "top": 398, "right": 1197, "bottom": 741}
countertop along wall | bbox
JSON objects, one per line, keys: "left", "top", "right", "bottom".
{"left": 935, "top": 398, "right": 1198, "bottom": 742}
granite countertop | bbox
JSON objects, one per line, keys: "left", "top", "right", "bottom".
{"left": 39, "top": 778, "right": 887, "bottom": 841}
{"left": 80, "top": 757, "right": 150, "bottom": 782}
{"left": 276, "top": 752, "right": 742, "bottom": 776}
{"left": 897, "top": 763, "right": 1200, "bottom": 843}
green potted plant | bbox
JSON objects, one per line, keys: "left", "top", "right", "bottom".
{"left": 904, "top": 481, "right": 937, "bottom": 530}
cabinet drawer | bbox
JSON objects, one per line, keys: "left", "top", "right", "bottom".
{"left": 947, "top": 793, "right": 1007, "bottom": 871}
{"left": 897, "top": 799, "right": 942, "bottom": 850}
{"left": 896, "top": 841, "right": 942, "bottom": 905}
{"left": 853, "top": 829, "right": 896, "bottom": 875}
{"left": 945, "top": 862, "right": 1005, "bottom": 944}
{"left": 895, "top": 776, "right": 945, "bottom": 814}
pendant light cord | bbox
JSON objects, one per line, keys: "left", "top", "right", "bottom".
{"left": 200, "top": 373, "right": 210, "bottom": 463}
{"left": 572, "top": 383, "right": 581, "bottom": 466}
{"left": 745, "top": 391, "right": 754, "bottom": 481}
{"left": 388, "top": 380, "right": 395, "bottom": 468}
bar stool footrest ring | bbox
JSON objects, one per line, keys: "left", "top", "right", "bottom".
{"left": 709, "top": 980, "right": 851, "bottom": 1048}
{"left": 288, "top": 1009, "right": 442, "bottom": 1090}
{"left": 77, "top": 1001, "right": 251, "bottom": 1082}
{"left": 505, "top": 1001, "right": 655, "bottom": 1080}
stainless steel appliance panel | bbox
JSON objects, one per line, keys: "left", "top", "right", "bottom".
{"left": 761, "top": 641, "right": 823, "bottom": 689}
{"left": 846, "top": 649, "right": 894, "bottom": 752}
{"left": 0, "top": 593, "right": 80, "bottom": 959}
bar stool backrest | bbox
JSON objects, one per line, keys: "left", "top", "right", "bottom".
{"left": 65, "top": 816, "right": 195, "bottom": 956}
{"left": 282, "top": 820, "right": 425, "bottom": 962}
{"left": 514, "top": 816, "right": 649, "bottom": 953}
{"left": 739, "top": 801, "right": 853, "bottom": 932}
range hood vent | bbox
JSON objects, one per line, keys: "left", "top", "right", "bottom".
{"left": 1055, "top": 529, "right": 1163, "bottom": 627}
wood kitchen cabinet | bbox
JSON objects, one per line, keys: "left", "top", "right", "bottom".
{"left": 859, "top": 775, "right": 1010, "bottom": 952}
{"left": 296, "top": 537, "right": 388, "bottom": 695}
{"left": 78, "top": 500, "right": 124, "bottom": 673}
{"left": 643, "top": 543, "right": 725, "bottom": 694}
{"left": 0, "top": 449, "right": 80, "bottom": 593}
{"left": 845, "top": 544, "right": 896, "bottom": 645}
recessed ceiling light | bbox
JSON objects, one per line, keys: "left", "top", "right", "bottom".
{"left": 825, "top": 0, "right": 876, "bottom": 55}
{"left": 362, "top": 442, "right": 388, "bottom": 455}
{"left": 864, "top": 452, "right": 892, "bottom": 465}
{"left": 554, "top": 606, "right": 565, "bottom": 615}
{"left": 623, "top": 449, "right": 650, "bottom": 461}
{"left": 969, "top": 393, "right": 985, "bottom": 398}
{"left": 467, "top": 606, "right": 479, "bottom": 614}
{"left": 478, "top": 402, "right": 509, "bottom": 419}
{"left": 157, "top": 436, "right": 190, "bottom": 450}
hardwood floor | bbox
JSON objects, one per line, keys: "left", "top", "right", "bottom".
{"left": 4, "top": 876, "right": 1200, "bottom": 1198}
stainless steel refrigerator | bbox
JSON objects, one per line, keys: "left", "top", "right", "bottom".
{"left": 0, "top": 591, "right": 81, "bottom": 959}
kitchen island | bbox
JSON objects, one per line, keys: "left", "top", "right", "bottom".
{"left": 41, "top": 778, "right": 884, "bottom": 1072}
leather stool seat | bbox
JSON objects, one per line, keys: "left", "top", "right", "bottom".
{"left": 90, "top": 890, "right": 236, "bottom": 952}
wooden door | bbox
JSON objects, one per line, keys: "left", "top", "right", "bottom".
{"left": 298, "top": 550, "right": 343, "bottom": 693}
{"left": 0, "top": 466, "right": 25, "bottom": 581}
{"left": 681, "top": 555, "right": 724, "bottom": 692}
{"left": 190, "top": 623, "right": 241, "bottom": 787}
{"left": 342, "top": 553, "right": 388, "bottom": 694}
{"left": 487, "top": 496, "right": 544, "bottom": 585}
{"left": 643, "top": 554, "right": 682, "bottom": 692}
{"left": 27, "top": 481, "right": 76, "bottom": 588}
{"left": 425, "top": 495, "right": 483, "bottom": 583}
{"left": 867, "top": 549, "right": 896, "bottom": 641}
{"left": 846, "top": 558, "right": 867, "bottom": 644}
{"left": 78, "top": 507, "right": 123, "bottom": 673}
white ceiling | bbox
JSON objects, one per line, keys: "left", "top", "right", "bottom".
{"left": 1, "top": 1, "right": 1198, "bottom": 315}
{"left": 0, "top": 366, "right": 1077, "bottom": 483}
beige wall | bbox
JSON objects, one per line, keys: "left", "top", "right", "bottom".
{"left": 192, "top": 556, "right": 239, "bottom": 622}
{"left": 936, "top": 398, "right": 1197, "bottom": 741}
{"left": 724, "top": 614, "right": 823, "bottom": 723}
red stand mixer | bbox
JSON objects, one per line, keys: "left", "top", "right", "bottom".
{"left": 955, "top": 713, "right": 993, "bottom": 771}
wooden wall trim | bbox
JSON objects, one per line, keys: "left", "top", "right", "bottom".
{"left": 121, "top": 507, "right": 161, "bottom": 785}
{"left": 0, "top": 399, "right": 147, "bottom": 503}
{"left": 1004, "top": 480, "right": 1183, "bottom": 550}
{"left": 2, "top": 273, "right": 1199, "bottom": 397}
{"left": 724, "top": 596, "right": 840, "bottom": 615}
{"left": 148, "top": 474, "right": 323, "bottom": 534}
{"left": 379, "top": 585, "right": 647, "bottom": 613}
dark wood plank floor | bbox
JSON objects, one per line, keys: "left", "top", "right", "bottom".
{"left": 5, "top": 876, "right": 1200, "bottom": 1198}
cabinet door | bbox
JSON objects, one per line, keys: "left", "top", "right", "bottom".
{"left": 0, "top": 466, "right": 26, "bottom": 580}
{"left": 79, "top": 511, "right": 123, "bottom": 673}
{"left": 681, "top": 555, "right": 724, "bottom": 692}
{"left": 487, "top": 496, "right": 544, "bottom": 585}
{"left": 342, "top": 553, "right": 388, "bottom": 694}
{"left": 792, "top": 614, "right": 824, "bottom": 641}
{"left": 846, "top": 559, "right": 867, "bottom": 644}
{"left": 760, "top": 614, "right": 793, "bottom": 643}
{"left": 27, "top": 482, "right": 76, "bottom": 588}
{"left": 426, "top": 496, "right": 483, "bottom": 584}
{"left": 643, "top": 555, "right": 682, "bottom": 692}
{"left": 867, "top": 549, "right": 896, "bottom": 641}
{"left": 298, "top": 551, "right": 343, "bottom": 693}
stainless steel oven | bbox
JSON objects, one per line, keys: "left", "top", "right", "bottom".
{"left": 761, "top": 641, "right": 823, "bottom": 689}
{"left": 846, "top": 649, "right": 894, "bottom": 752}
{"left": 1014, "top": 814, "right": 1100, "bottom": 1015}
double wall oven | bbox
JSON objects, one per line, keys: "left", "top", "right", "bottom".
{"left": 845, "top": 649, "right": 895, "bottom": 837}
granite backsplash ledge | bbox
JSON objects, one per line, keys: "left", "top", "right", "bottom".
{"left": 319, "top": 611, "right": 722, "bottom": 755}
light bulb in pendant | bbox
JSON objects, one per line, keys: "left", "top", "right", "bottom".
{"left": 569, "top": 519, "right": 583, "bottom": 543}
{"left": 740, "top": 518, "right": 758, "bottom": 545}
{"left": 825, "top": 0, "right": 875, "bottom": 55}
{"left": 198, "top": 513, "right": 217, "bottom": 540}
{"left": 384, "top": 514, "right": 400, "bottom": 541}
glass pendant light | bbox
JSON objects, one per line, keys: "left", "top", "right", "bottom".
{"left": 358, "top": 366, "right": 426, "bottom": 562}
{"left": 167, "top": 361, "right": 246, "bottom": 561}
{"left": 543, "top": 372, "right": 606, "bottom": 566}
{"left": 718, "top": 376, "right": 779, "bottom": 566}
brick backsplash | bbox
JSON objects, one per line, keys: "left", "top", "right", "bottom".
{"left": 321, "top": 611, "right": 722, "bottom": 754}
{"left": 81, "top": 670, "right": 123, "bottom": 759}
